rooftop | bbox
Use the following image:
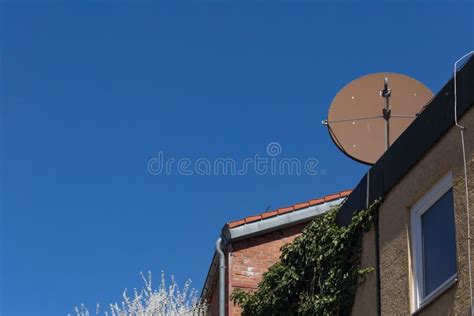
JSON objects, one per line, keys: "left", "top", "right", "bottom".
{"left": 202, "top": 189, "right": 351, "bottom": 300}
{"left": 226, "top": 189, "right": 352, "bottom": 229}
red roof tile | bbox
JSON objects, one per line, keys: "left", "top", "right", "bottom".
{"left": 339, "top": 190, "right": 352, "bottom": 197}
{"left": 227, "top": 190, "right": 351, "bottom": 229}
{"left": 324, "top": 194, "right": 341, "bottom": 202}
{"left": 261, "top": 210, "right": 278, "bottom": 219}
{"left": 293, "top": 202, "right": 310, "bottom": 210}
{"left": 228, "top": 219, "right": 246, "bottom": 228}
{"left": 277, "top": 206, "right": 295, "bottom": 215}
{"left": 309, "top": 198, "right": 325, "bottom": 206}
{"left": 245, "top": 215, "right": 262, "bottom": 224}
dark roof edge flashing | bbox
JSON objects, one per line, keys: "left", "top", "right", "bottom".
{"left": 337, "top": 56, "right": 474, "bottom": 226}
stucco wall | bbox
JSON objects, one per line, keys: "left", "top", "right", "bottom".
{"left": 353, "top": 106, "right": 474, "bottom": 315}
{"left": 351, "top": 225, "right": 377, "bottom": 315}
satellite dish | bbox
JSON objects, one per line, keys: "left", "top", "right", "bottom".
{"left": 324, "top": 73, "right": 433, "bottom": 165}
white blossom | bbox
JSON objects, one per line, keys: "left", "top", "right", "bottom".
{"left": 72, "top": 271, "right": 207, "bottom": 316}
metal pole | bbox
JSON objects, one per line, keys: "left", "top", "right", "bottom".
{"left": 377, "top": 77, "right": 391, "bottom": 316}
{"left": 381, "top": 77, "right": 392, "bottom": 151}
{"left": 216, "top": 237, "right": 226, "bottom": 316}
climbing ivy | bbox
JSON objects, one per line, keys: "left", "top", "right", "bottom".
{"left": 231, "top": 199, "right": 381, "bottom": 316}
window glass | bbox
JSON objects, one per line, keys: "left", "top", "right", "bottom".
{"left": 421, "top": 188, "right": 456, "bottom": 297}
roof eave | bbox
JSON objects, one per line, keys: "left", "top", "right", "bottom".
{"left": 222, "top": 197, "right": 345, "bottom": 242}
{"left": 201, "top": 252, "right": 218, "bottom": 300}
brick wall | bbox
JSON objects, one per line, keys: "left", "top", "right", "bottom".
{"left": 220, "top": 223, "right": 306, "bottom": 315}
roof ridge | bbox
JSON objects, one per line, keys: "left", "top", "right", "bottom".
{"left": 227, "top": 189, "right": 352, "bottom": 229}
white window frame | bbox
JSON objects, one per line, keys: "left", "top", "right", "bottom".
{"left": 411, "top": 172, "right": 457, "bottom": 312}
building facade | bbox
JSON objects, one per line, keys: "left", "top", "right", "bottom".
{"left": 202, "top": 191, "right": 351, "bottom": 316}
{"left": 346, "top": 56, "right": 474, "bottom": 315}
{"left": 202, "top": 56, "right": 474, "bottom": 316}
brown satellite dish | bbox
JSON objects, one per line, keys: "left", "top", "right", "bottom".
{"left": 324, "top": 73, "right": 433, "bottom": 165}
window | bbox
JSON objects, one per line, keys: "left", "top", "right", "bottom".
{"left": 411, "top": 172, "right": 457, "bottom": 311}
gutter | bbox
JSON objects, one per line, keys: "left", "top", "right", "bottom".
{"left": 222, "top": 198, "right": 344, "bottom": 242}
{"left": 216, "top": 237, "right": 226, "bottom": 316}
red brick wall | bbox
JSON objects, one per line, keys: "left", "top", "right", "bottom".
{"left": 229, "top": 223, "right": 306, "bottom": 315}
{"left": 205, "top": 223, "right": 307, "bottom": 315}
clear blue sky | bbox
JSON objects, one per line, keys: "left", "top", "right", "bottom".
{"left": 1, "top": 1, "right": 472, "bottom": 315}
